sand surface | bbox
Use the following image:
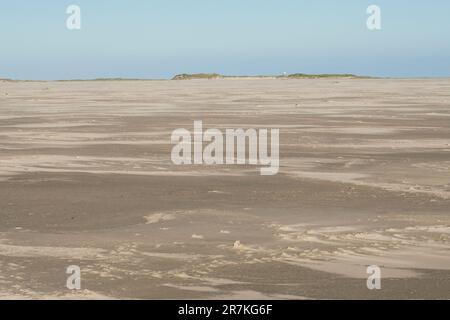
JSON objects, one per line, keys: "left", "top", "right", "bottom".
{"left": 0, "top": 78, "right": 449, "bottom": 299}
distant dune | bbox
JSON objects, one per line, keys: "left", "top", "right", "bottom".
{"left": 285, "top": 73, "right": 363, "bottom": 79}
{"left": 171, "top": 73, "right": 366, "bottom": 80}
{"left": 172, "top": 73, "right": 224, "bottom": 80}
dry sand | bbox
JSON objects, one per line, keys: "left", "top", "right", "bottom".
{"left": 0, "top": 78, "right": 449, "bottom": 299}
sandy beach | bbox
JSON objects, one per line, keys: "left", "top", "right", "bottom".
{"left": 0, "top": 78, "right": 449, "bottom": 299}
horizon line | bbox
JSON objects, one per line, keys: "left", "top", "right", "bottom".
{"left": 2, "top": 73, "right": 450, "bottom": 82}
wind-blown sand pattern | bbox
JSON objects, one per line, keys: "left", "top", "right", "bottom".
{"left": 0, "top": 78, "right": 449, "bottom": 299}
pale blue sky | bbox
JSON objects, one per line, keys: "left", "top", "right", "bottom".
{"left": 1, "top": 0, "right": 449, "bottom": 80}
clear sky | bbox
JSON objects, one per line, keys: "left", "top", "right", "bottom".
{"left": 1, "top": 0, "right": 449, "bottom": 80}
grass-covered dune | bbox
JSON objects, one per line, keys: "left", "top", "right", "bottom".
{"left": 172, "top": 73, "right": 366, "bottom": 80}
{"left": 172, "top": 73, "right": 224, "bottom": 80}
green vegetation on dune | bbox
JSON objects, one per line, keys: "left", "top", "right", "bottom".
{"left": 172, "top": 73, "right": 367, "bottom": 80}
{"left": 172, "top": 73, "right": 223, "bottom": 80}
